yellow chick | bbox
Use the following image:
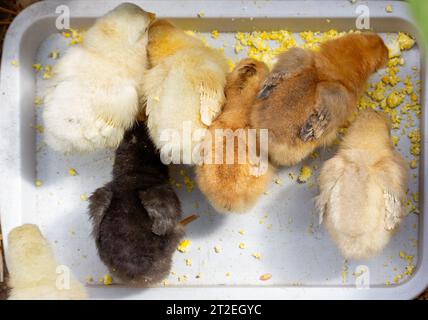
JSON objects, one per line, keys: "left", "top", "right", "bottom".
{"left": 317, "top": 109, "right": 408, "bottom": 260}
{"left": 43, "top": 4, "right": 155, "bottom": 153}
{"left": 7, "top": 224, "right": 87, "bottom": 300}
{"left": 144, "top": 20, "right": 228, "bottom": 164}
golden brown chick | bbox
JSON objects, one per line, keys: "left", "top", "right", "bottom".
{"left": 317, "top": 109, "right": 408, "bottom": 260}
{"left": 251, "top": 33, "right": 389, "bottom": 166}
{"left": 196, "top": 59, "right": 275, "bottom": 213}
{"left": 144, "top": 20, "right": 228, "bottom": 165}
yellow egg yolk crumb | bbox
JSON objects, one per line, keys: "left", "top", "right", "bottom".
{"left": 298, "top": 166, "right": 312, "bottom": 183}
{"left": 177, "top": 239, "right": 191, "bottom": 253}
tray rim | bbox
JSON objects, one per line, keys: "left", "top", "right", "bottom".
{"left": 0, "top": 0, "right": 426, "bottom": 300}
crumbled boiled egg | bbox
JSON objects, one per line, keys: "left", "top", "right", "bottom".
{"left": 227, "top": 58, "right": 235, "bottom": 71}
{"left": 179, "top": 169, "right": 195, "bottom": 192}
{"left": 42, "top": 65, "right": 53, "bottom": 80}
{"left": 407, "top": 198, "right": 419, "bottom": 215}
{"left": 103, "top": 274, "right": 113, "bottom": 285}
{"left": 398, "top": 32, "right": 415, "bottom": 51}
{"left": 178, "top": 275, "right": 188, "bottom": 282}
{"left": 390, "top": 135, "right": 401, "bottom": 147}
{"left": 214, "top": 245, "right": 222, "bottom": 253}
{"left": 274, "top": 178, "right": 283, "bottom": 185}
{"left": 387, "top": 40, "right": 401, "bottom": 58}
{"left": 34, "top": 97, "right": 43, "bottom": 106}
{"left": 386, "top": 91, "right": 404, "bottom": 108}
{"left": 409, "top": 159, "right": 418, "bottom": 169}
{"left": 62, "top": 28, "right": 84, "bottom": 45}
{"left": 369, "top": 82, "right": 386, "bottom": 102}
{"left": 183, "top": 176, "right": 194, "bottom": 192}
{"left": 235, "top": 30, "right": 297, "bottom": 67}
{"left": 252, "top": 253, "right": 262, "bottom": 260}
{"left": 393, "top": 251, "right": 416, "bottom": 281}
{"left": 162, "top": 280, "right": 170, "bottom": 286}
{"left": 408, "top": 129, "right": 421, "bottom": 156}
{"left": 32, "top": 63, "right": 43, "bottom": 72}
{"left": 49, "top": 50, "right": 60, "bottom": 59}
{"left": 211, "top": 30, "right": 219, "bottom": 39}
{"left": 259, "top": 273, "right": 272, "bottom": 281}
{"left": 35, "top": 125, "right": 44, "bottom": 134}
{"left": 298, "top": 166, "right": 312, "bottom": 183}
{"left": 177, "top": 239, "right": 191, "bottom": 253}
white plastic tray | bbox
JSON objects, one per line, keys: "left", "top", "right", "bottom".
{"left": 0, "top": 0, "right": 427, "bottom": 299}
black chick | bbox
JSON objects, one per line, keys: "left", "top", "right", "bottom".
{"left": 89, "top": 123, "right": 184, "bottom": 286}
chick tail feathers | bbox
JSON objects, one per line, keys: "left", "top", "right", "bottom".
{"left": 189, "top": 54, "right": 227, "bottom": 126}
{"left": 384, "top": 190, "right": 403, "bottom": 231}
{"left": 7, "top": 224, "right": 87, "bottom": 300}
{"left": 199, "top": 82, "right": 226, "bottom": 126}
{"left": 373, "top": 155, "right": 409, "bottom": 231}
{"left": 86, "top": 119, "right": 125, "bottom": 148}
{"left": 300, "top": 81, "right": 351, "bottom": 142}
{"left": 43, "top": 106, "right": 125, "bottom": 153}
{"left": 316, "top": 156, "right": 346, "bottom": 224}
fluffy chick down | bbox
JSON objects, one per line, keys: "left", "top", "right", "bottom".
{"left": 88, "top": 123, "right": 184, "bottom": 285}
{"left": 43, "top": 3, "right": 155, "bottom": 153}
{"left": 317, "top": 109, "right": 408, "bottom": 260}
{"left": 251, "top": 33, "right": 389, "bottom": 167}
{"left": 144, "top": 20, "right": 228, "bottom": 164}
{"left": 7, "top": 224, "right": 87, "bottom": 300}
{"left": 196, "top": 59, "right": 275, "bottom": 213}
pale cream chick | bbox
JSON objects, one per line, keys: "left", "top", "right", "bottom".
{"left": 317, "top": 109, "right": 408, "bottom": 260}
{"left": 144, "top": 20, "right": 228, "bottom": 164}
{"left": 43, "top": 3, "right": 155, "bottom": 153}
{"left": 7, "top": 224, "right": 87, "bottom": 300}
